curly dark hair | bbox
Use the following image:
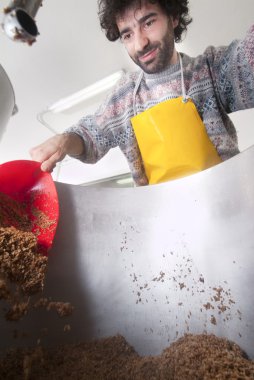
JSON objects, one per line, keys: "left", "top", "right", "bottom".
{"left": 98, "top": 0, "right": 192, "bottom": 43}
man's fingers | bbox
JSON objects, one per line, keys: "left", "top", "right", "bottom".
{"left": 29, "top": 134, "right": 82, "bottom": 172}
{"left": 40, "top": 150, "right": 65, "bottom": 172}
{"left": 30, "top": 143, "right": 54, "bottom": 163}
{"left": 40, "top": 160, "right": 56, "bottom": 173}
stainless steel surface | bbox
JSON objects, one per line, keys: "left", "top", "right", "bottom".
{"left": 1, "top": 146, "right": 254, "bottom": 358}
{"left": 2, "top": 0, "right": 43, "bottom": 45}
{"left": 0, "top": 64, "right": 15, "bottom": 142}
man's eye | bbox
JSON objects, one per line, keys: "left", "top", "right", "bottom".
{"left": 122, "top": 33, "right": 132, "bottom": 41}
{"left": 145, "top": 19, "right": 155, "bottom": 28}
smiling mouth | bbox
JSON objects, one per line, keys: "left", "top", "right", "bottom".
{"left": 139, "top": 48, "right": 158, "bottom": 63}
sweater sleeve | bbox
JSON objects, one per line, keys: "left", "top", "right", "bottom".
{"left": 65, "top": 73, "right": 134, "bottom": 164}
{"left": 208, "top": 24, "right": 254, "bottom": 113}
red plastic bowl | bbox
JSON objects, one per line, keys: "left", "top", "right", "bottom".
{"left": 0, "top": 160, "right": 59, "bottom": 255}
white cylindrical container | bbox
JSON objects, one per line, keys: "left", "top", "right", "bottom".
{"left": 0, "top": 64, "right": 16, "bottom": 141}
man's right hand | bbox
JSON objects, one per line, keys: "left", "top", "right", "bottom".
{"left": 29, "top": 133, "right": 84, "bottom": 172}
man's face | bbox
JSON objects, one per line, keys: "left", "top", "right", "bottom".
{"left": 116, "top": 1, "right": 179, "bottom": 74}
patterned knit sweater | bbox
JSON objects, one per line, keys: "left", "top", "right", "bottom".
{"left": 67, "top": 24, "right": 254, "bottom": 186}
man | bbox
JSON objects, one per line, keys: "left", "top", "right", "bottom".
{"left": 30, "top": 0, "right": 254, "bottom": 185}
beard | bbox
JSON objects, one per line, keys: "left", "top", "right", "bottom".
{"left": 130, "top": 28, "right": 175, "bottom": 74}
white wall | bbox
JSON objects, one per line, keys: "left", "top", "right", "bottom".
{"left": 0, "top": 0, "right": 253, "bottom": 183}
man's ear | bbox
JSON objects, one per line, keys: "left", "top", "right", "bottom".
{"left": 172, "top": 16, "right": 179, "bottom": 29}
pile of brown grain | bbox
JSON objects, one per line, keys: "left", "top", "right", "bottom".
{"left": 0, "top": 333, "right": 253, "bottom": 380}
{"left": 0, "top": 193, "right": 31, "bottom": 231}
{"left": 0, "top": 226, "right": 48, "bottom": 321}
{"left": 0, "top": 191, "right": 73, "bottom": 322}
{"left": 0, "top": 226, "right": 48, "bottom": 294}
{"left": 0, "top": 225, "right": 74, "bottom": 321}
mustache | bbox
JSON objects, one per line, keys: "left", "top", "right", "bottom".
{"left": 135, "top": 42, "right": 160, "bottom": 59}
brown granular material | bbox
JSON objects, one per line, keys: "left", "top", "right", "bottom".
{"left": 0, "top": 275, "right": 10, "bottom": 300}
{"left": 33, "top": 297, "right": 49, "bottom": 309}
{"left": 63, "top": 324, "right": 71, "bottom": 332}
{"left": 33, "top": 298, "right": 75, "bottom": 318}
{"left": 0, "top": 227, "right": 74, "bottom": 322}
{"left": 0, "top": 194, "right": 73, "bottom": 324}
{"left": 0, "top": 193, "right": 31, "bottom": 232}
{"left": 31, "top": 207, "right": 55, "bottom": 231}
{"left": 0, "top": 227, "right": 48, "bottom": 295}
{"left": 46, "top": 301, "right": 74, "bottom": 317}
{"left": 5, "top": 299, "right": 31, "bottom": 321}
{"left": 0, "top": 226, "right": 48, "bottom": 321}
{"left": 162, "top": 334, "right": 254, "bottom": 379}
{"left": 0, "top": 191, "right": 58, "bottom": 242}
{"left": 0, "top": 334, "right": 253, "bottom": 379}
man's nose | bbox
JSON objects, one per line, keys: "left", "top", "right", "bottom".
{"left": 135, "top": 30, "right": 149, "bottom": 53}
